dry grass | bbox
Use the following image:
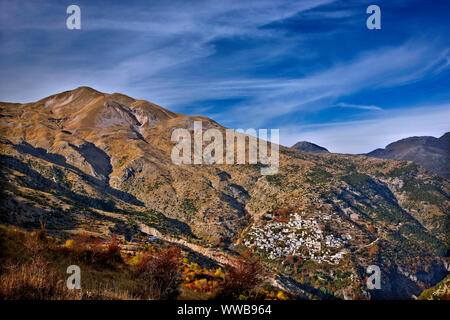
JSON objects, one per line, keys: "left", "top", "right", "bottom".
{"left": 0, "top": 225, "right": 187, "bottom": 300}
{"left": 0, "top": 256, "right": 79, "bottom": 300}
{"left": 0, "top": 225, "right": 270, "bottom": 300}
{"left": 0, "top": 225, "right": 137, "bottom": 300}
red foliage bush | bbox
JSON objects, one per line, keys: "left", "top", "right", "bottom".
{"left": 134, "top": 253, "right": 151, "bottom": 273}
{"left": 136, "top": 247, "right": 182, "bottom": 299}
{"left": 218, "top": 252, "right": 263, "bottom": 298}
{"left": 62, "top": 233, "right": 122, "bottom": 265}
{"left": 104, "top": 234, "right": 122, "bottom": 262}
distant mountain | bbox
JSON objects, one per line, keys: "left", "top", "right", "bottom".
{"left": 365, "top": 133, "right": 449, "bottom": 178}
{"left": 291, "top": 141, "right": 329, "bottom": 154}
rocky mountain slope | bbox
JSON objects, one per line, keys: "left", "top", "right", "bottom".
{"left": 0, "top": 87, "right": 448, "bottom": 299}
{"left": 365, "top": 133, "right": 449, "bottom": 179}
{"left": 291, "top": 141, "right": 330, "bottom": 154}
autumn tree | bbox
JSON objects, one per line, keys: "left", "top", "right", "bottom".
{"left": 217, "top": 252, "right": 264, "bottom": 299}
{"left": 137, "top": 247, "right": 182, "bottom": 299}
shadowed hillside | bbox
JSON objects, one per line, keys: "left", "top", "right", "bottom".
{"left": 365, "top": 133, "right": 449, "bottom": 179}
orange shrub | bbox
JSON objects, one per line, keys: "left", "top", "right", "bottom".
{"left": 64, "top": 239, "right": 76, "bottom": 248}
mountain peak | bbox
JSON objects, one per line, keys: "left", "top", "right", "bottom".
{"left": 73, "top": 86, "right": 101, "bottom": 92}
{"left": 365, "top": 132, "right": 449, "bottom": 178}
{"left": 439, "top": 132, "right": 450, "bottom": 144}
{"left": 291, "top": 141, "right": 329, "bottom": 154}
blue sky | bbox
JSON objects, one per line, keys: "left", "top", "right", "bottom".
{"left": 1, "top": 0, "right": 449, "bottom": 153}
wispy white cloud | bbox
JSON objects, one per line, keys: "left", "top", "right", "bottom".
{"left": 0, "top": 0, "right": 337, "bottom": 102}
{"left": 0, "top": 0, "right": 449, "bottom": 157}
{"left": 175, "top": 41, "right": 450, "bottom": 127}
{"left": 280, "top": 104, "right": 450, "bottom": 154}
{"left": 335, "top": 103, "right": 382, "bottom": 111}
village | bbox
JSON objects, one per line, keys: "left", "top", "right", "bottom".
{"left": 243, "top": 212, "right": 351, "bottom": 265}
